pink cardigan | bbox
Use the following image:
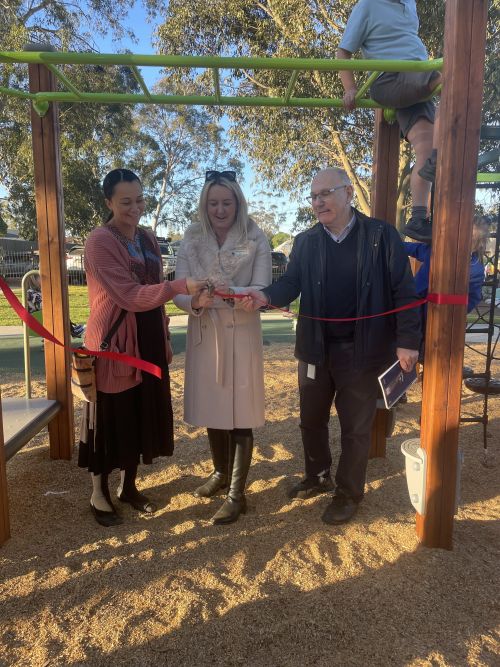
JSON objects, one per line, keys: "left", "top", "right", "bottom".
{"left": 84, "top": 225, "right": 188, "bottom": 393}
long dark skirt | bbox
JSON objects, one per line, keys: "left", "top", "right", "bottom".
{"left": 78, "top": 308, "right": 173, "bottom": 474}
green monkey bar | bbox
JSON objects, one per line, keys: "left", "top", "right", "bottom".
{"left": 0, "top": 51, "right": 443, "bottom": 117}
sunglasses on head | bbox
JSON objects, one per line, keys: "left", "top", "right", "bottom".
{"left": 205, "top": 170, "right": 237, "bottom": 182}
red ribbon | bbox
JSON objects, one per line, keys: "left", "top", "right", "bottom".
{"left": 0, "top": 276, "right": 162, "bottom": 379}
{"left": 214, "top": 290, "right": 468, "bottom": 322}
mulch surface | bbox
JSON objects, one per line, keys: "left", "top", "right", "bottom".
{"left": 1, "top": 343, "right": 499, "bottom": 667}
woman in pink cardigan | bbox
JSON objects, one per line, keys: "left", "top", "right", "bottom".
{"left": 79, "top": 169, "right": 206, "bottom": 527}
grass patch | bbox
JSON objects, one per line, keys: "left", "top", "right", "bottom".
{"left": 0, "top": 285, "right": 185, "bottom": 326}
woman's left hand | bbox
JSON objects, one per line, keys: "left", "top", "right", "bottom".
{"left": 166, "top": 339, "right": 173, "bottom": 365}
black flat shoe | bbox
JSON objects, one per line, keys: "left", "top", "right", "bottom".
{"left": 287, "top": 474, "right": 334, "bottom": 500}
{"left": 321, "top": 495, "right": 359, "bottom": 525}
{"left": 118, "top": 490, "right": 157, "bottom": 514}
{"left": 90, "top": 501, "right": 123, "bottom": 527}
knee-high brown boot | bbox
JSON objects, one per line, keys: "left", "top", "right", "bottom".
{"left": 212, "top": 431, "right": 253, "bottom": 524}
{"left": 193, "top": 429, "right": 232, "bottom": 498}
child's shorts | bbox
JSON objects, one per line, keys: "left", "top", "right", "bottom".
{"left": 370, "top": 70, "right": 440, "bottom": 139}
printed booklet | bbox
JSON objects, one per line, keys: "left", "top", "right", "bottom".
{"left": 378, "top": 359, "right": 418, "bottom": 410}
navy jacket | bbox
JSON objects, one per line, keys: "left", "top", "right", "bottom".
{"left": 263, "top": 209, "right": 421, "bottom": 370}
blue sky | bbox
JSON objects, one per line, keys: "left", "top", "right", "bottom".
{"left": 95, "top": 2, "right": 299, "bottom": 235}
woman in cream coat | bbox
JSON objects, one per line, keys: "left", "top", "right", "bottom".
{"left": 174, "top": 170, "right": 272, "bottom": 524}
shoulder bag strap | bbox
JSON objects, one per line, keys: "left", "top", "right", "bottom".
{"left": 100, "top": 309, "right": 127, "bottom": 351}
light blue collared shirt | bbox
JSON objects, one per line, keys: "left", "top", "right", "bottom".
{"left": 322, "top": 213, "right": 356, "bottom": 244}
{"left": 339, "top": 0, "right": 428, "bottom": 62}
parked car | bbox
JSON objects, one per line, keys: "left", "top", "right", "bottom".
{"left": 271, "top": 251, "right": 288, "bottom": 282}
{"left": 157, "top": 237, "right": 177, "bottom": 280}
{"left": 66, "top": 245, "right": 86, "bottom": 285}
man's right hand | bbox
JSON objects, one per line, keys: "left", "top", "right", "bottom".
{"left": 343, "top": 88, "right": 358, "bottom": 110}
{"left": 239, "top": 288, "right": 269, "bottom": 312}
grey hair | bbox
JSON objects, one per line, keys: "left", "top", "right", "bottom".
{"left": 314, "top": 167, "right": 352, "bottom": 186}
{"left": 198, "top": 177, "right": 249, "bottom": 240}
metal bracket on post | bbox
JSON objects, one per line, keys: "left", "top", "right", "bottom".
{"left": 401, "top": 438, "right": 427, "bottom": 515}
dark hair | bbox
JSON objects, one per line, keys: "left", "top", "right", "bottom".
{"left": 102, "top": 169, "right": 141, "bottom": 222}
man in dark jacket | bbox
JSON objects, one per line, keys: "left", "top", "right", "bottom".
{"left": 242, "top": 167, "right": 421, "bottom": 524}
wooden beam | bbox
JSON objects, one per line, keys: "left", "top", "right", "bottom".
{"left": 0, "top": 390, "right": 11, "bottom": 546}
{"left": 417, "top": 0, "right": 488, "bottom": 549}
{"left": 369, "top": 109, "right": 401, "bottom": 458}
{"left": 28, "top": 63, "right": 74, "bottom": 460}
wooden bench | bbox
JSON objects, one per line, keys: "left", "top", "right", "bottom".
{"left": 1, "top": 396, "right": 61, "bottom": 545}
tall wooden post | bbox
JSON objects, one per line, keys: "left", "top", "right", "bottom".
{"left": 417, "top": 0, "right": 488, "bottom": 549}
{"left": 369, "top": 109, "right": 401, "bottom": 458}
{"left": 0, "top": 391, "right": 10, "bottom": 546}
{"left": 28, "top": 60, "right": 74, "bottom": 459}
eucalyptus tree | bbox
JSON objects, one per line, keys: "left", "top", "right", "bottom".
{"left": 129, "top": 96, "right": 238, "bottom": 234}
{"left": 0, "top": 1, "right": 155, "bottom": 239}
{"left": 156, "top": 0, "right": 499, "bottom": 230}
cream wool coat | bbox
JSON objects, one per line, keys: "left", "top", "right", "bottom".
{"left": 174, "top": 219, "right": 272, "bottom": 429}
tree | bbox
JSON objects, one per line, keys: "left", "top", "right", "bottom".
{"left": 0, "top": 1, "right": 157, "bottom": 240}
{"left": 156, "top": 0, "right": 499, "bottom": 231}
{"left": 129, "top": 97, "right": 238, "bottom": 235}
{"left": 271, "top": 231, "right": 290, "bottom": 248}
{"left": 248, "top": 201, "right": 285, "bottom": 243}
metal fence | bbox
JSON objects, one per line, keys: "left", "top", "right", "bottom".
{"left": 1, "top": 246, "right": 288, "bottom": 286}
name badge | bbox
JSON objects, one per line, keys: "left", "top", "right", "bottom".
{"left": 232, "top": 245, "right": 249, "bottom": 258}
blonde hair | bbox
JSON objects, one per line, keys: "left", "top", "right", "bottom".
{"left": 198, "top": 177, "right": 249, "bottom": 241}
{"left": 471, "top": 215, "right": 489, "bottom": 260}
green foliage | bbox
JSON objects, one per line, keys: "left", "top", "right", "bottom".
{"left": 271, "top": 231, "right": 290, "bottom": 248}
{"left": 0, "top": 2, "right": 151, "bottom": 240}
{"left": 129, "top": 99, "right": 239, "bottom": 233}
{"left": 156, "top": 0, "right": 499, "bottom": 231}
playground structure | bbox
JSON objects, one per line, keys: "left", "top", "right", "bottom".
{"left": 0, "top": 0, "right": 492, "bottom": 550}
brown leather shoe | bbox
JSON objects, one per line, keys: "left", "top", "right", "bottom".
{"left": 321, "top": 495, "right": 359, "bottom": 525}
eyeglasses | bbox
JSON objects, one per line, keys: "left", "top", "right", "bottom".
{"left": 306, "top": 184, "right": 348, "bottom": 203}
{"left": 205, "top": 170, "right": 237, "bottom": 182}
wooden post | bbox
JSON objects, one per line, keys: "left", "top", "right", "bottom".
{"left": 369, "top": 109, "right": 400, "bottom": 458}
{"left": 417, "top": 0, "right": 488, "bottom": 549}
{"left": 0, "top": 390, "right": 10, "bottom": 546}
{"left": 28, "top": 61, "right": 74, "bottom": 460}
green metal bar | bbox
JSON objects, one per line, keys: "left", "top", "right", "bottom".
{"left": 46, "top": 63, "right": 83, "bottom": 97}
{"left": 477, "top": 173, "right": 500, "bottom": 183}
{"left": 212, "top": 68, "right": 221, "bottom": 103}
{"left": 284, "top": 70, "right": 299, "bottom": 103}
{"left": 0, "top": 85, "right": 34, "bottom": 100}
{"left": 25, "top": 90, "right": 385, "bottom": 109}
{"left": 355, "top": 71, "right": 379, "bottom": 101}
{"left": 131, "top": 65, "right": 152, "bottom": 99}
{"left": 0, "top": 50, "right": 443, "bottom": 73}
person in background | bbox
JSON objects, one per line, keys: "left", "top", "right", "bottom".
{"left": 174, "top": 170, "right": 272, "bottom": 525}
{"left": 79, "top": 168, "right": 206, "bottom": 527}
{"left": 405, "top": 214, "right": 489, "bottom": 349}
{"left": 25, "top": 272, "right": 85, "bottom": 338}
{"left": 337, "top": 0, "right": 441, "bottom": 243}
